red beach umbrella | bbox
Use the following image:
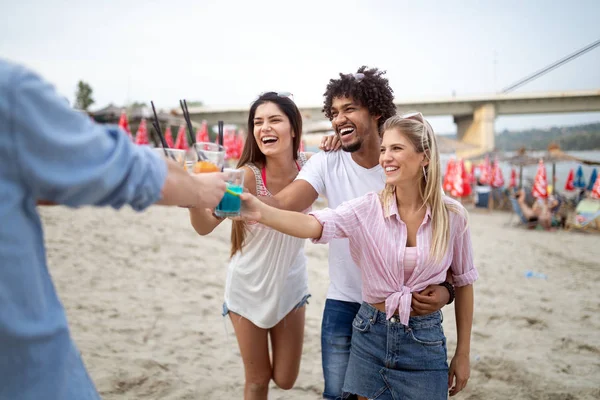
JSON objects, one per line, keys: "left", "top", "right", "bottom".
{"left": 164, "top": 126, "right": 174, "bottom": 148}
{"left": 135, "top": 118, "right": 150, "bottom": 145}
{"left": 479, "top": 155, "right": 491, "bottom": 186}
{"left": 460, "top": 159, "right": 472, "bottom": 197}
{"left": 590, "top": 174, "right": 600, "bottom": 200}
{"left": 564, "top": 169, "right": 575, "bottom": 191}
{"left": 450, "top": 159, "right": 465, "bottom": 198}
{"left": 174, "top": 125, "right": 189, "bottom": 150}
{"left": 118, "top": 110, "right": 133, "bottom": 141}
{"left": 196, "top": 120, "right": 209, "bottom": 143}
{"left": 443, "top": 159, "right": 456, "bottom": 193}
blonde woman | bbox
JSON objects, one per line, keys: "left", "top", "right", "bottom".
{"left": 238, "top": 112, "right": 478, "bottom": 399}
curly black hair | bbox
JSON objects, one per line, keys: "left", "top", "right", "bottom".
{"left": 322, "top": 66, "right": 396, "bottom": 129}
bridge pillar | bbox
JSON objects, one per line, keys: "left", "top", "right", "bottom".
{"left": 453, "top": 103, "right": 496, "bottom": 158}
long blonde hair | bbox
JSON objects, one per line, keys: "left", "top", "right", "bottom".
{"left": 379, "top": 113, "right": 465, "bottom": 263}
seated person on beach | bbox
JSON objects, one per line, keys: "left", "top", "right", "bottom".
{"left": 188, "top": 92, "right": 322, "bottom": 399}
{"left": 236, "top": 112, "right": 477, "bottom": 399}
{"left": 515, "top": 189, "right": 539, "bottom": 222}
{"left": 516, "top": 189, "right": 559, "bottom": 230}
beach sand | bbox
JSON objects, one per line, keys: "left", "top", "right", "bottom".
{"left": 39, "top": 205, "right": 600, "bottom": 399}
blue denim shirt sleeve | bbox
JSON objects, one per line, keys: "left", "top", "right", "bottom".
{"left": 7, "top": 64, "right": 167, "bottom": 210}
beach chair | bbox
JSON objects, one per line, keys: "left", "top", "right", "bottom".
{"left": 506, "top": 196, "right": 539, "bottom": 229}
{"left": 565, "top": 198, "right": 600, "bottom": 233}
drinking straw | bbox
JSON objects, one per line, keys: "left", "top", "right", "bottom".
{"left": 179, "top": 99, "right": 196, "bottom": 145}
{"left": 218, "top": 120, "right": 224, "bottom": 147}
{"left": 150, "top": 101, "right": 170, "bottom": 158}
{"left": 183, "top": 99, "right": 196, "bottom": 144}
{"left": 179, "top": 99, "right": 207, "bottom": 161}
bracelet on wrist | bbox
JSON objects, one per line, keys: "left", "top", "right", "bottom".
{"left": 439, "top": 281, "right": 455, "bottom": 305}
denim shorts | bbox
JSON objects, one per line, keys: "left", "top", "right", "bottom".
{"left": 342, "top": 302, "right": 448, "bottom": 400}
{"left": 222, "top": 294, "right": 311, "bottom": 317}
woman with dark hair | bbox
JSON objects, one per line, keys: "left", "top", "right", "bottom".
{"left": 188, "top": 92, "right": 312, "bottom": 399}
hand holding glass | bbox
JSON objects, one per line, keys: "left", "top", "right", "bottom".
{"left": 215, "top": 168, "right": 244, "bottom": 217}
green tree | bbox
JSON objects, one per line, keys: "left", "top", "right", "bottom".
{"left": 74, "top": 80, "right": 94, "bottom": 111}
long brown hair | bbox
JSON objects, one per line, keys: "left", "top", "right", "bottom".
{"left": 379, "top": 113, "right": 466, "bottom": 263}
{"left": 230, "top": 92, "right": 303, "bottom": 257}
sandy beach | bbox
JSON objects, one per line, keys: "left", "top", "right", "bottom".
{"left": 39, "top": 204, "right": 600, "bottom": 400}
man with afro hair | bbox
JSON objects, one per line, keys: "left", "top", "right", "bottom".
{"left": 259, "top": 66, "right": 452, "bottom": 400}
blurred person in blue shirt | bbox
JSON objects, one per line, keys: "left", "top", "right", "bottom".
{"left": 0, "top": 59, "right": 227, "bottom": 400}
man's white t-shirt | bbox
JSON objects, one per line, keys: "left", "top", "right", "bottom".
{"left": 296, "top": 150, "right": 385, "bottom": 303}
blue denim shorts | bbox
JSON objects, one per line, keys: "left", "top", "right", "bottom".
{"left": 342, "top": 302, "right": 448, "bottom": 400}
{"left": 222, "top": 294, "right": 311, "bottom": 317}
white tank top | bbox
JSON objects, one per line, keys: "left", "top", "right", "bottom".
{"left": 224, "top": 153, "right": 310, "bottom": 329}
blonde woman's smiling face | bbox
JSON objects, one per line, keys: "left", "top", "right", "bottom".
{"left": 380, "top": 128, "right": 427, "bottom": 186}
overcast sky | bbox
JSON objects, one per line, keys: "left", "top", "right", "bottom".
{"left": 1, "top": 0, "right": 599, "bottom": 133}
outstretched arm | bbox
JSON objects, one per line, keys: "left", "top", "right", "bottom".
{"left": 12, "top": 63, "right": 227, "bottom": 210}
{"left": 240, "top": 192, "right": 323, "bottom": 239}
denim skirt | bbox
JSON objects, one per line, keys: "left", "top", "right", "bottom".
{"left": 342, "top": 302, "right": 448, "bottom": 400}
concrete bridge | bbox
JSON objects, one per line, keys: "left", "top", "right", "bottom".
{"left": 182, "top": 89, "right": 600, "bottom": 157}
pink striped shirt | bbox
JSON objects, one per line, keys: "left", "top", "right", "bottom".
{"left": 309, "top": 191, "right": 478, "bottom": 326}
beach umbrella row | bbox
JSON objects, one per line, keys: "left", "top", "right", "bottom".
{"left": 441, "top": 156, "right": 599, "bottom": 200}
{"left": 564, "top": 166, "right": 598, "bottom": 192}
{"left": 116, "top": 111, "right": 248, "bottom": 162}
{"left": 528, "top": 161, "right": 600, "bottom": 201}
{"left": 472, "top": 149, "right": 597, "bottom": 198}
